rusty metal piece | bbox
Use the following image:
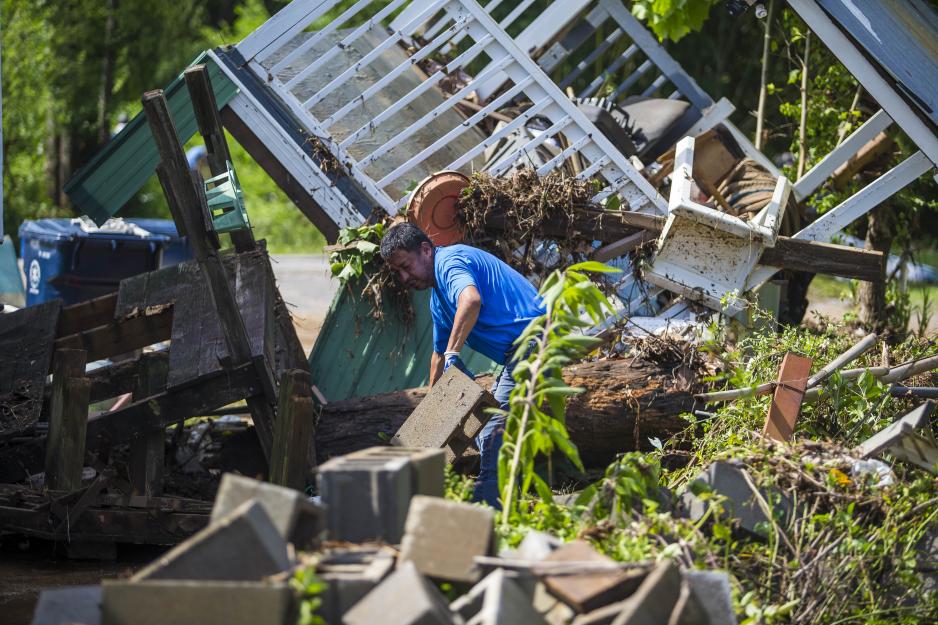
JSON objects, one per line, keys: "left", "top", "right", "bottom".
{"left": 763, "top": 353, "right": 813, "bottom": 442}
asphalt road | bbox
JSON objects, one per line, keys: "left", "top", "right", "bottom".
{"left": 269, "top": 254, "right": 340, "bottom": 353}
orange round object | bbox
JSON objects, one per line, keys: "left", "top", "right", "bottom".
{"left": 406, "top": 170, "right": 469, "bottom": 246}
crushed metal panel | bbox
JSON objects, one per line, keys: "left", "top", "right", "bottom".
{"left": 64, "top": 55, "right": 239, "bottom": 225}
{"left": 307, "top": 283, "right": 495, "bottom": 402}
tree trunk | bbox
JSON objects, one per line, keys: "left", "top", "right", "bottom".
{"left": 315, "top": 357, "right": 699, "bottom": 466}
{"left": 97, "top": 0, "right": 118, "bottom": 147}
{"left": 858, "top": 203, "right": 893, "bottom": 331}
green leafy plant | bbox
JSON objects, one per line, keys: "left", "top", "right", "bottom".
{"left": 291, "top": 565, "right": 327, "bottom": 625}
{"left": 631, "top": 0, "right": 720, "bottom": 42}
{"left": 497, "top": 260, "right": 619, "bottom": 524}
{"left": 328, "top": 222, "right": 386, "bottom": 284}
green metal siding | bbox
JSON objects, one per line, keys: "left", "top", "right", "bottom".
{"left": 308, "top": 282, "right": 498, "bottom": 402}
{"left": 64, "top": 53, "right": 239, "bottom": 225}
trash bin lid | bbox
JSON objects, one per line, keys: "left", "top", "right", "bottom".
{"left": 18, "top": 218, "right": 172, "bottom": 243}
{"left": 406, "top": 171, "right": 468, "bottom": 246}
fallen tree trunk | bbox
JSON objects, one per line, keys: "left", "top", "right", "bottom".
{"left": 315, "top": 357, "right": 698, "bottom": 466}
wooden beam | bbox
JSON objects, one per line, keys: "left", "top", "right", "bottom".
{"left": 760, "top": 238, "right": 885, "bottom": 282}
{"left": 53, "top": 307, "right": 173, "bottom": 364}
{"left": 184, "top": 64, "right": 257, "bottom": 253}
{"left": 763, "top": 353, "right": 812, "bottom": 442}
{"left": 143, "top": 89, "right": 278, "bottom": 459}
{"left": 129, "top": 353, "right": 169, "bottom": 497}
{"left": 832, "top": 131, "right": 895, "bottom": 191}
{"left": 44, "top": 349, "right": 91, "bottom": 491}
{"left": 269, "top": 369, "right": 316, "bottom": 490}
{"left": 56, "top": 293, "right": 118, "bottom": 338}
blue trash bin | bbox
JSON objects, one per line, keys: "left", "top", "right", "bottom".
{"left": 18, "top": 218, "right": 187, "bottom": 307}
{"left": 126, "top": 218, "right": 193, "bottom": 268}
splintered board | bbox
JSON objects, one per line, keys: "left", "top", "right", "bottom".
{"left": 0, "top": 300, "right": 63, "bottom": 436}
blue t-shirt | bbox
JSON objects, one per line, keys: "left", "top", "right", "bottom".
{"left": 431, "top": 245, "right": 545, "bottom": 363}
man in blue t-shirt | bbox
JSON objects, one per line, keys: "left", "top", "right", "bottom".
{"left": 380, "top": 222, "right": 544, "bottom": 507}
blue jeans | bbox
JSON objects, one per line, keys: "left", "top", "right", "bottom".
{"left": 471, "top": 353, "right": 522, "bottom": 509}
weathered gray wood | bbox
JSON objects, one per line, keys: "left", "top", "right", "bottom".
{"left": 269, "top": 369, "right": 316, "bottom": 490}
{"left": 45, "top": 349, "right": 91, "bottom": 491}
{"left": 184, "top": 64, "right": 256, "bottom": 253}
{"left": 129, "top": 354, "right": 169, "bottom": 497}
{"left": 760, "top": 238, "right": 885, "bottom": 282}
{"left": 114, "top": 263, "right": 182, "bottom": 320}
{"left": 53, "top": 306, "right": 173, "bottom": 364}
{"left": 0, "top": 300, "right": 61, "bottom": 437}
{"left": 56, "top": 293, "right": 118, "bottom": 337}
{"left": 143, "top": 89, "right": 277, "bottom": 459}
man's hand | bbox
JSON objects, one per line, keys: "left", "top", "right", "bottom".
{"left": 443, "top": 350, "right": 472, "bottom": 376}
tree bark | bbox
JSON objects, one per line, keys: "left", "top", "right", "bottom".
{"left": 858, "top": 203, "right": 893, "bottom": 331}
{"left": 97, "top": 0, "right": 118, "bottom": 147}
{"left": 315, "top": 357, "right": 699, "bottom": 466}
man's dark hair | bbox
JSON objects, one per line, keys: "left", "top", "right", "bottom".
{"left": 380, "top": 222, "right": 432, "bottom": 260}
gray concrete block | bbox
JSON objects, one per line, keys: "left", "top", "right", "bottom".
{"left": 342, "top": 561, "right": 455, "bottom": 625}
{"left": 683, "top": 570, "right": 736, "bottom": 625}
{"left": 610, "top": 560, "right": 682, "bottom": 625}
{"left": 318, "top": 447, "right": 445, "bottom": 543}
{"left": 101, "top": 580, "right": 293, "bottom": 625}
{"left": 317, "top": 546, "right": 396, "bottom": 625}
{"left": 680, "top": 462, "right": 791, "bottom": 538}
{"left": 391, "top": 368, "right": 498, "bottom": 462}
{"left": 857, "top": 401, "right": 938, "bottom": 473}
{"left": 133, "top": 500, "right": 289, "bottom": 581}
{"left": 399, "top": 495, "right": 495, "bottom": 583}
{"left": 451, "top": 568, "right": 548, "bottom": 624}
{"left": 541, "top": 541, "right": 645, "bottom": 613}
{"left": 30, "top": 585, "right": 101, "bottom": 625}
{"left": 211, "top": 473, "right": 325, "bottom": 548}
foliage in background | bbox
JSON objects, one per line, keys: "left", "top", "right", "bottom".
{"left": 497, "top": 261, "right": 619, "bottom": 523}
{"left": 631, "top": 0, "right": 721, "bottom": 42}
{"left": 291, "top": 565, "right": 327, "bottom": 625}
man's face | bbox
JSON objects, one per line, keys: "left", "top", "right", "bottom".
{"left": 387, "top": 243, "right": 434, "bottom": 290}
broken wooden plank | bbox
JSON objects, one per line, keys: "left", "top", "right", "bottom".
{"left": 760, "top": 239, "right": 885, "bottom": 282}
{"left": 129, "top": 353, "right": 170, "bottom": 497}
{"left": 763, "top": 353, "right": 813, "bottom": 442}
{"left": 0, "top": 300, "right": 62, "bottom": 437}
{"left": 53, "top": 306, "right": 173, "bottom": 364}
{"left": 56, "top": 293, "right": 119, "bottom": 337}
{"left": 44, "top": 349, "right": 92, "bottom": 491}
{"left": 269, "top": 369, "right": 316, "bottom": 490}
{"left": 114, "top": 263, "right": 183, "bottom": 320}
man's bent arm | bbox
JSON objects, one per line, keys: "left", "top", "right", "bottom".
{"left": 429, "top": 286, "right": 481, "bottom": 385}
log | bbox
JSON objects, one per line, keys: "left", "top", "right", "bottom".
{"left": 315, "top": 357, "right": 698, "bottom": 466}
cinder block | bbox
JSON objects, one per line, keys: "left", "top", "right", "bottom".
{"left": 101, "top": 580, "right": 293, "bottom": 625}
{"left": 342, "top": 561, "right": 455, "bottom": 625}
{"left": 30, "top": 585, "right": 101, "bottom": 625}
{"left": 399, "top": 495, "right": 495, "bottom": 583}
{"left": 857, "top": 401, "right": 938, "bottom": 473}
{"left": 451, "top": 568, "right": 548, "bottom": 624}
{"left": 610, "top": 560, "right": 682, "bottom": 625}
{"left": 211, "top": 473, "right": 325, "bottom": 548}
{"left": 133, "top": 500, "right": 289, "bottom": 581}
{"left": 318, "top": 447, "right": 445, "bottom": 543}
{"left": 682, "top": 570, "right": 736, "bottom": 625}
{"left": 679, "top": 462, "right": 791, "bottom": 538}
{"left": 541, "top": 540, "right": 645, "bottom": 613}
{"left": 391, "top": 368, "right": 498, "bottom": 462}
{"left": 317, "top": 546, "right": 396, "bottom": 625}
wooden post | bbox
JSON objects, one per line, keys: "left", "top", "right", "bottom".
{"left": 763, "top": 353, "right": 813, "bottom": 442}
{"left": 142, "top": 88, "right": 278, "bottom": 459}
{"left": 184, "top": 64, "right": 256, "bottom": 253}
{"left": 129, "top": 354, "right": 169, "bottom": 497}
{"left": 269, "top": 369, "right": 316, "bottom": 490}
{"left": 45, "top": 349, "right": 91, "bottom": 491}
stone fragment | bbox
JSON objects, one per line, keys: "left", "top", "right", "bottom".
{"left": 682, "top": 570, "right": 736, "bottom": 625}
{"left": 30, "top": 585, "right": 101, "bottom": 625}
{"left": 399, "top": 495, "right": 495, "bottom": 583}
{"left": 343, "top": 561, "right": 455, "bottom": 625}
{"left": 212, "top": 473, "right": 325, "bottom": 548}
{"left": 316, "top": 546, "right": 396, "bottom": 625}
{"left": 133, "top": 500, "right": 289, "bottom": 581}
{"left": 318, "top": 446, "right": 445, "bottom": 543}
{"left": 680, "top": 462, "right": 791, "bottom": 537}
{"left": 610, "top": 560, "right": 682, "bottom": 625}
{"left": 857, "top": 401, "right": 938, "bottom": 473}
{"left": 451, "top": 568, "right": 549, "bottom": 624}
{"left": 391, "top": 368, "right": 498, "bottom": 462}
{"left": 101, "top": 580, "right": 292, "bottom": 625}
{"left": 541, "top": 540, "right": 645, "bottom": 613}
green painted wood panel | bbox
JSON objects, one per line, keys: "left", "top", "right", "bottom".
{"left": 64, "top": 52, "right": 239, "bottom": 225}
{"left": 308, "top": 282, "right": 497, "bottom": 402}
